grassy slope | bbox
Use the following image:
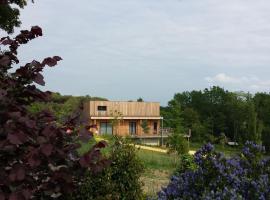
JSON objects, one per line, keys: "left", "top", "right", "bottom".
{"left": 77, "top": 136, "right": 242, "bottom": 197}
{"left": 137, "top": 149, "right": 179, "bottom": 197}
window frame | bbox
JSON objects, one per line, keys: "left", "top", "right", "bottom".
{"left": 129, "top": 121, "right": 137, "bottom": 135}
{"left": 97, "top": 106, "right": 107, "bottom": 111}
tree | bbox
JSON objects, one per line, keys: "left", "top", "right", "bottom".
{"left": 167, "top": 99, "right": 184, "bottom": 133}
{"left": 109, "top": 110, "right": 123, "bottom": 135}
{"left": 0, "top": 27, "right": 108, "bottom": 199}
{"left": 137, "top": 97, "right": 143, "bottom": 102}
{"left": 141, "top": 120, "right": 149, "bottom": 134}
{"left": 0, "top": 0, "right": 32, "bottom": 33}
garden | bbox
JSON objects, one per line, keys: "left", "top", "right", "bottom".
{"left": 1, "top": 1, "right": 270, "bottom": 199}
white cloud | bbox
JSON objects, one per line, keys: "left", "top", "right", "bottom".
{"left": 205, "top": 73, "right": 270, "bottom": 92}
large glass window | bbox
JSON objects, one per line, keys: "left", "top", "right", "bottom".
{"left": 100, "top": 122, "right": 112, "bottom": 134}
{"left": 129, "top": 122, "right": 136, "bottom": 135}
{"left": 154, "top": 122, "right": 158, "bottom": 134}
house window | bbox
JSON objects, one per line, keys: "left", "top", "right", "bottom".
{"left": 100, "top": 122, "right": 112, "bottom": 135}
{"left": 97, "top": 106, "right": 107, "bottom": 111}
{"left": 154, "top": 122, "right": 158, "bottom": 134}
{"left": 129, "top": 122, "right": 136, "bottom": 135}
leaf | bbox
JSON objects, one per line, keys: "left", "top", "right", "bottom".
{"left": 9, "top": 164, "right": 25, "bottom": 182}
{"left": 34, "top": 72, "right": 45, "bottom": 86}
{"left": 0, "top": 55, "right": 11, "bottom": 66}
{"left": 41, "top": 144, "right": 53, "bottom": 157}
{"left": 7, "top": 131, "right": 28, "bottom": 145}
{"left": 0, "top": 193, "right": 5, "bottom": 200}
{"left": 42, "top": 57, "right": 57, "bottom": 67}
{"left": 53, "top": 56, "right": 62, "bottom": 61}
{"left": 78, "top": 128, "right": 92, "bottom": 142}
{"left": 27, "top": 149, "right": 41, "bottom": 167}
{"left": 7, "top": 133, "right": 22, "bottom": 145}
{"left": 95, "top": 141, "right": 107, "bottom": 149}
{"left": 0, "top": 89, "right": 7, "bottom": 99}
{"left": 79, "top": 154, "right": 91, "bottom": 168}
{"left": 31, "top": 26, "right": 43, "bottom": 36}
{"left": 8, "top": 192, "right": 25, "bottom": 200}
{"left": 22, "top": 190, "right": 32, "bottom": 200}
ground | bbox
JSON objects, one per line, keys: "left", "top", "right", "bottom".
{"left": 136, "top": 149, "right": 179, "bottom": 197}
{"left": 78, "top": 135, "right": 242, "bottom": 197}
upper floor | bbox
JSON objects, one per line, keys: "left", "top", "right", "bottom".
{"left": 83, "top": 101, "right": 160, "bottom": 119}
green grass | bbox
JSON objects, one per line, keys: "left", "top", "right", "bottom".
{"left": 136, "top": 149, "right": 179, "bottom": 197}
{"left": 137, "top": 149, "right": 178, "bottom": 171}
{"left": 189, "top": 142, "right": 241, "bottom": 157}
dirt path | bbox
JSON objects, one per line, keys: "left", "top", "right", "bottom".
{"left": 134, "top": 145, "right": 196, "bottom": 155}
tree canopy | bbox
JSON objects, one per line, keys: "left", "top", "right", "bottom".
{"left": 0, "top": 0, "right": 32, "bottom": 33}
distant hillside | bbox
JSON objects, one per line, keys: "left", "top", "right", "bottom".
{"left": 28, "top": 92, "right": 108, "bottom": 123}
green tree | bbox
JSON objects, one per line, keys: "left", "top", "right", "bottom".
{"left": 109, "top": 110, "right": 123, "bottom": 135}
{"left": 0, "top": 0, "right": 32, "bottom": 33}
{"left": 137, "top": 97, "right": 143, "bottom": 102}
{"left": 141, "top": 119, "right": 149, "bottom": 134}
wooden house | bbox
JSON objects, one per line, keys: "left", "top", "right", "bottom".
{"left": 83, "top": 101, "right": 162, "bottom": 136}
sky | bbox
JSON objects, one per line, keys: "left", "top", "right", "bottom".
{"left": 6, "top": 0, "right": 270, "bottom": 105}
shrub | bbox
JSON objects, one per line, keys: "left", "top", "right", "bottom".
{"left": 158, "top": 141, "right": 270, "bottom": 200}
{"left": 73, "top": 137, "right": 145, "bottom": 200}
{"left": 175, "top": 154, "right": 197, "bottom": 175}
{"left": 262, "top": 127, "right": 270, "bottom": 153}
{"left": 167, "top": 133, "right": 189, "bottom": 155}
{"left": 0, "top": 27, "right": 108, "bottom": 199}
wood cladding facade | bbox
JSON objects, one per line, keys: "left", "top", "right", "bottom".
{"left": 83, "top": 101, "right": 161, "bottom": 136}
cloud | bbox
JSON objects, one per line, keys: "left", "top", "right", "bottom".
{"left": 205, "top": 73, "right": 270, "bottom": 92}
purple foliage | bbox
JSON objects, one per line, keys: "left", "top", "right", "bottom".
{"left": 158, "top": 141, "right": 270, "bottom": 200}
{"left": 0, "top": 27, "right": 109, "bottom": 199}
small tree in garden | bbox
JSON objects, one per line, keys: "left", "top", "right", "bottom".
{"left": 110, "top": 110, "right": 123, "bottom": 135}
{"left": 73, "top": 137, "right": 145, "bottom": 200}
{"left": 141, "top": 120, "right": 149, "bottom": 134}
{"left": 167, "top": 133, "right": 189, "bottom": 156}
{"left": 0, "top": 27, "right": 108, "bottom": 199}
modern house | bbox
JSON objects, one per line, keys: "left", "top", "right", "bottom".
{"left": 83, "top": 101, "right": 162, "bottom": 137}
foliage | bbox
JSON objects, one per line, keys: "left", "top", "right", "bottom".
{"left": 137, "top": 97, "right": 144, "bottom": 102}
{"left": 0, "top": 0, "right": 31, "bottom": 33}
{"left": 158, "top": 142, "right": 270, "bottom": 200}
{"left": 162, "top": 87, "right": 270, "bottom": 151}
{"left": 0, "top": 27, "right": 108, "bottom": 199}
{"left": 141, "top": 120, "right": 150, "bottom": 134}
{"left": 73, "top": 137, "right": 145, "bottom": 200}
{"left": 28, "top": 93, "right": 107, "bottom": 125}
{"left": 109, "top": 110, "right": 123, "bottom": 135}
{"left": 167, "top": 133, "right": 189, "bottom": 155}
{"left": 217, "top": 132, "right": 228, "bottom": 148}
{"left": 175, "top": 154, "right": 197, "bottom": 175}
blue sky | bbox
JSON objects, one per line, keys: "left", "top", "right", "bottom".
{"left": 7, "top": 0, "right": 270, "bottom": 105}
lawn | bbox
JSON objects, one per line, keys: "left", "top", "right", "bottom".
{"left": 137, "top": 149, "right": 179, "bottom": 197}
{"left": 77, "top": 136, "right": 242, "bottom": 197}
{"left": 189, "top": 142, "right": 241, "bottom": 157}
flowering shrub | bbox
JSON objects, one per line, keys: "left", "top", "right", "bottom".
{"left": 158, "top": 142, "right": 270, "bottom": 200}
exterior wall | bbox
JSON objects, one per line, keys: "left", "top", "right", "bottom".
{"left": 85, "top": 101, "right": 161, "bottom": 136}
{"left": 89, "top": 119, "right": 160, "bottom": 136}
{"left": 86, "top": 101, "right": 160, "bottom": 117}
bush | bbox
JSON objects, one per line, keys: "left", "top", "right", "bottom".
{"left": 262, "top": 127, "right": 270, "bottom": 153}
{"left": 73, "top": 137, "right": 145, "bottom": 200}
{"left": 167, "top": 133, "right": 189, "bottom": 155}
{"left": 0, "top": 27, "right": 108, "bottom": 199}
{"left": 175, "top": 154, "right": 197, "bottom": 175}
{"left": 159, "top": 141, "right": 270, "bottom": 200}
